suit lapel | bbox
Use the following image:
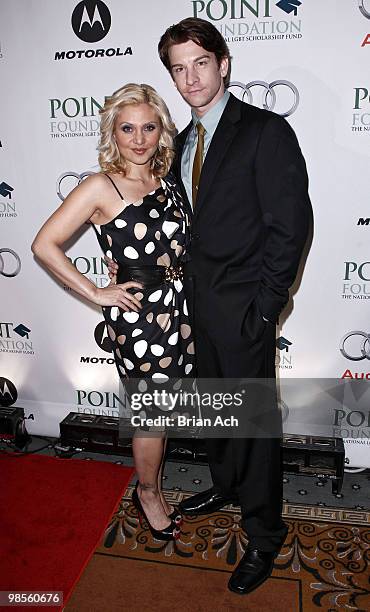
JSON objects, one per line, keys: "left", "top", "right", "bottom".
{"left": 194, "top": 95, "right": 242, "bottom": 219}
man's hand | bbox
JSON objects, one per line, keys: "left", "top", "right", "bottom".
{"left": 105, "top": 255, "right": 119, "bottom": 284}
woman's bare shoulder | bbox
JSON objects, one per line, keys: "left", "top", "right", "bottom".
{"left": 71, "top": 172, "right": 114, "bottom": 205}
{"left": 81, "top": 172, "right": 111, "bottom": 192}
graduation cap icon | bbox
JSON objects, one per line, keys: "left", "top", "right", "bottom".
{"left": 276, "top": 0, "right": 302, "bottom": 16}
{"left": 0, "top": 181, "right": 14, "bottom": 199}
{"left": 13, "top": 323, "right": 31, "bottom": 339}
{"left": 276, "top": 336, "right": 292, "bottom": 352}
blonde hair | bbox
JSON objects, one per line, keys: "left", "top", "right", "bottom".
{"left": 98, "top": 83, "right": 176, "bottom": 177}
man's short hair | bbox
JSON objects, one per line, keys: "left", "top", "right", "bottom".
{"left": 158, "top": 17, "right": 231, "bottom": 85}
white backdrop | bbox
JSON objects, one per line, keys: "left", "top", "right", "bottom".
{"left": 1, "top": 0, "right": 370, "bottom": 466}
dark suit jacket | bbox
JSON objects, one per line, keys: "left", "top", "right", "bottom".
{"left": 173, "top": 93, "right": 312, "bottom": 347}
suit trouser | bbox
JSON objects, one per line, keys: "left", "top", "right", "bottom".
{"left": 184, "top": 273, "right": 287, "bottom": 552}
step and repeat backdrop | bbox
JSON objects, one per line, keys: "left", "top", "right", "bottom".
{"left": 1, "top": 0, "right": 369, "bottom": 466}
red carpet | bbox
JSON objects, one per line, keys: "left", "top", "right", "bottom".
{"left": 0, "top": 453, "right": 134, "bottom": 611}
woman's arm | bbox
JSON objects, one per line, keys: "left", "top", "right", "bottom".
{"left": 31, "top": 174, "right": 142, "bottom": 312}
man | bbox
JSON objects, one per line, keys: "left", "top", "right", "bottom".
{"left": 157, "top": 17, "right": 312, "bottom": 595}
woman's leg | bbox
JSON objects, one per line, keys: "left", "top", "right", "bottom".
{"left": 157, "top": 437, "right": 173, "bottom": 515}
{"left": 132, "top": 430, "right": 171, "bottom": 530}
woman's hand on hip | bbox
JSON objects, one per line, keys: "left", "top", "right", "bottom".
{"left": 93, "top": 282, "right": 143, "bottom": 312}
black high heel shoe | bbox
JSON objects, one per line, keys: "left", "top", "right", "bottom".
{"left": 132, "top": 482, "right": 180, "bottom": 541}
{"left": 168, "top": 506, "right": 183, "bottom": 526}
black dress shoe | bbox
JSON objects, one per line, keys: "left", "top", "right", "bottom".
{"left": 179, "top": 487, "right": 236, "bottom": 516}
{"left": 228, "top": 546, "right": 277, "bottom": 595}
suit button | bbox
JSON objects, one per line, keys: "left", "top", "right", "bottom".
{"left": 191, "top": 234, "right": 200, "bottom": 241}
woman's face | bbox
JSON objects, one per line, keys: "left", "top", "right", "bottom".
{"left": 114, "top": 103, "right": 161, "bottom": 168}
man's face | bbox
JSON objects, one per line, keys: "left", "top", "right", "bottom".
{"left": 168, "top": 40, "right": 228, "bottom": 116}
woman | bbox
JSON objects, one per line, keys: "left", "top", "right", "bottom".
{"left": 32, "top": 83, "right": 194, "bottom": 541}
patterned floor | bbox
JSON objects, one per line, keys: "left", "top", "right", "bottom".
{"left": 4, "top": 435, "right": 370, "bottom": 610}
{"left": 97, "top": 485, "right": 370, "bottom": 611}
{"left": 7, "top": 434, "right": 369, "bottom": 510}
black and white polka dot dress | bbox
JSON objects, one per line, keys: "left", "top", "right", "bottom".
{"left": 92, "top": 174, "right": 194, "bottom": 387}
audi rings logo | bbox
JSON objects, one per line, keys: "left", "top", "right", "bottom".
{"left": 57, "top": 171, "right": 95, "bottom": 201}
{"left": 340, "top": 331, "right": 370, "bottom": 361}
{"left": 228, "top": 80, "right": 299, "bottom": 117}
{"left": 0, "top": 249, "right": 21, "bottom": 277}
{"left": 359, "top": 0, "right": 370, "bottom": 19}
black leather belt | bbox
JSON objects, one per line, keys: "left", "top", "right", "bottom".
{"left": 117, "top": 264, "right": 183, "bottom": 288}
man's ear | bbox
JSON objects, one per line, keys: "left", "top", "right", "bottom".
{"left": 220, "top": 56, "right": 229, "bottom": 78}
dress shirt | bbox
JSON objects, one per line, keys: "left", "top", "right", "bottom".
{"left": 181, "top": 90, "right": 230, "bottom": 206}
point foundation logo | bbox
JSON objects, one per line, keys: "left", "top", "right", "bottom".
{"left": 333, "top": 405, "right": 370, "bottom": 439}
{"left": 0, "top": 322, "right": 34, "bottom": 355}
{"left": 275, "top": 336, "right": 293, "bottom": 369}
{"left": 54, "top": 1, "right": 132, "bottom": 61}
{"left": 352, "top": 87, "right": 370, "bottom": 132}
{"left": 67, "top": 255, "right": 109, "bottom": 288}
{"left": 342, "top": 261, "right": 370, "bottom": 300}
{"left": 49, "top": 96, "right": 103, "bottom": 139}
{"left": 76, "top": 388, "right": 123, "bottom": 417}
{"left": 0, "top": 180, "right": 17, "bottom": 219}
{"left": 191, "top": 0, "right": 305, "bottom": 43}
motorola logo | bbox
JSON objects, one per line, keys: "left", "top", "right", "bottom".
{"left": 71, "top": 1, "right": 111, "bottom": 43}
{"left": 228, "top": 80, "right": 299, "bottom": 117}
{"left": 358, "top": 0, "right": 370, "bottom": 19}
{"left": 55, "top": 2, "right": 132, "bottom": 62}
{"left": 80, "top": 356, "right": 115, "bottom": 364}
{"left": 94, "top": 321, "right": 113, "bottom": 353}
{"left": 0, "top": 377, "right": 17, "bottom": 407}
{"left": 0, "top": 249, "right": 21, "bottom": 277}
{"left": 57, "top": 171, "right": 95, "bottom": 201}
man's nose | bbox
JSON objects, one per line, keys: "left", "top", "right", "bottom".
{"left": 186, "top": 66, "right": 199, "bottom": 86}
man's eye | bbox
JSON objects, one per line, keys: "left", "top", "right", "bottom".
{"left": 174, "top": 67, "right": 183, "bottom": 73}
{"left": 197, "top": 61, "right": 207, "bottom": 67}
